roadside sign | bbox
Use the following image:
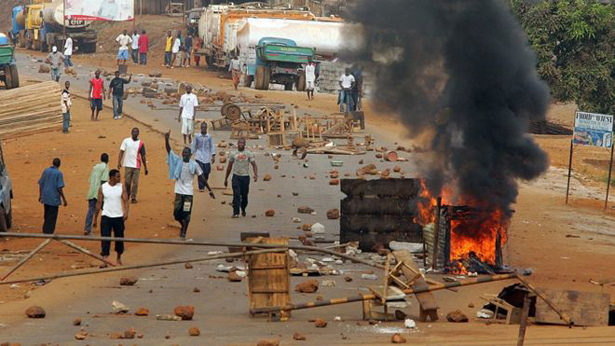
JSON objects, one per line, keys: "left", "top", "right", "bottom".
{"left": 572, "top": 111, "right": 613, "bottom": 148}
{"left": 65, "top": 0, "right": 135, "bottom": 22}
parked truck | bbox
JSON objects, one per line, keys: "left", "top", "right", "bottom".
{"left": 11, "top": 0, "right": 97, "bottom": 53}
{"left": 196, "top": 3, "right": 315, "bottom": 69}
{"left": 0, "top": 33, "right": 19, "bottom": 89}
{"left": 250, "top": 37, "right": 314, "bottom": 91}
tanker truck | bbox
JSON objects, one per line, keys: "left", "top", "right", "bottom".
{"left": 196, "top": 3, "right": 316, "bottom": 69}
{"left": 12, "top": 0, "right": 97, "bottom": 53}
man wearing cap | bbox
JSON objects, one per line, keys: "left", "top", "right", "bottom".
{"left": 45, "top": 46, "right": 64, "bottom": 82}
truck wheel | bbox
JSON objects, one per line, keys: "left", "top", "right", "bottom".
{"left": 18, "top": 32, "right": 25, "bottom": 48}
{"left": 9, "top": 65, "right": 19, "bottom": 89}
{"left": 244, "top": 75, "right": 253, "bottom": 88}
{"left": 4, "top": 66, "right": 14, "bottom": 90}
{"left": 284, "top": 82, "right": 293, "bottom": 91}
{"left": 5, "top": 207, "right": 11, "bottom": 229}
{"left": 263, "top": 66, "right": 270, "bottom": 90}
{"left": 297, "top": 72, "right": 306, "bottom": 92}
{"left": 0, "top": 206, "right": 7, "bottom": 233}
{"left": 255, "top": 65, "right": 266, "bottom": 90}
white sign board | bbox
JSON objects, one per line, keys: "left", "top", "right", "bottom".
{"left": 65, "top": 0, "right": 134, "bottom": 22}
{"left": 573, "top": 111, "right": 613, "bottom": 148}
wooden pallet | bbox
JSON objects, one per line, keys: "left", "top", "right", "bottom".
{"left": 246, "top": 238, "right": 291, "bottom": 321}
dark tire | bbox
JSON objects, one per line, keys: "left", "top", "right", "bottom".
{"left": 262, "top": 66, "right": 270, "bottom": 90}
{"left": 297, "top": 71, "right": 306, "bottom": 92}
{"left": 244, "top": 75, "right": 253, "bottom": 88}
{"left": 9, "top": 65, "right": 19, "bottom": 89}
{"left": 5, "top": 207, "right": 11, "bottom": 229}
{"left": 18, "top": 32, "right": 25, "bottom": 48}
{"left": 284, "top": 82, "right": 293, "bottom": 91}
{"left": 4, "top": 66, "right": 14, "bottom": 90}
{"left": 0, "top": 206, "right": 7, "bottom": 233}
{"left": 255, "top": 65, "right": 265, "bottom": 90}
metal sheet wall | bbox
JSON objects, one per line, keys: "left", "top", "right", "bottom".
{"left": 134, "top": 0, "right": 199, "bottom": 15}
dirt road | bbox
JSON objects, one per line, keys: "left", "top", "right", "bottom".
{"left": 1, "top": 42, "right": 614, "bottom": 344}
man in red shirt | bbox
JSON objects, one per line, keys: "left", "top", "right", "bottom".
{"left": 138, "top": 30, "right": 149, "bottom": 65}
{"left": 89, "top": 70, "right": 106, "bottom": 121}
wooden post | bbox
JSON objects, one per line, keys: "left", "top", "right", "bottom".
{"left": 431, "top": 197, "right": 442, "bottom": 270}
{"left": 517, "top": 294, "right": 531, "bottom": 346}
{"left": 58, "top": 240, "right": 115, "bottom": 267}
{"left": 604, "top": 142, "right": 614, "bottom": 210}
{"left": 565, "top": 140, "right": 574, "bottom": 204}
{"left": 1, "top": 239, "right": 51, "bottom": 281}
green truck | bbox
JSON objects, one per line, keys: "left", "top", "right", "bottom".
{"left": 252, "top": 37, "right": 314, "bottom": 91}
{"left": 0, "top": 33, "right": 19, "bottom": 90}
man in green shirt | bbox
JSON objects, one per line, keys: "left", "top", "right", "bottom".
{"left": 224, "top": 138, "right": 258, "bottom": 218}
{"left": 84, "top": 153, "right": 109, "bottom": 235}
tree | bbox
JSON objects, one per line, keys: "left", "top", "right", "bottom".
{"left": 508, "top": 0, "right": 614, "bottom": 115}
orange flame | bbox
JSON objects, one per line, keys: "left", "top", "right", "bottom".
{"left": 418, "top": 180, "right": 508, "bottom": 272}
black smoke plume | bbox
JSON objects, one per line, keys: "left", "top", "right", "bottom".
{"left": 346, "top": 0, "right": 550, "bottom": 213}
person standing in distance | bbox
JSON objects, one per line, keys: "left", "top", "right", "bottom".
{"left": 61, "top": 81, "right": 71, "bottom": 133}
{"left": 108, "top": 71, "right": 132, "bottom": 120}
{"left": 191, "top": 122, "right": 216, "bottom": 194}
{"left": 118, "top": 128, "right": 148, "bottom": 204}
{"left": 115, "top": 29, "right": 132, "bottom": 66}
{"left": 38, "top": 158, "right": 67, "bottom": 234}
{"left": 93, "top": 169, "right": 128, "bottom": 266}
{"left": 131, "top": 30, "right": 140, "bottom": 64}
{"left": 89, "top": 70, "right": 106, "bottom": 121}
{"left": 178, "top": 85, "right": 198, "bottom": 145}
{"left": 63, "top": 35, "right": 73, "bottom": 68}
{"left": 305, "top": 58, "right": 317, "bottom": 101}
{"left": 224, "top": 138, "right": 258, "bottom": 218}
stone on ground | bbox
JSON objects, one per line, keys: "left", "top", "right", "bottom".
{"left": 188, "top": 327, "right": 201, "bottom": 336}
{"left": 119, "top": 276, "right": 138, "bottom": 286}
{"left": 25, "top": 306, "right": 46, "bottom": 318}
{"left": 174, "top": 306, "right": 195, "bottom": 320}
{"left": 446, "top": 310, "right": 469, "bottom": 323}
{"left": 295, "top": 280, "right": 319, "bottom": 293}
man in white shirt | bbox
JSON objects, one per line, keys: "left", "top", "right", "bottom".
{"left": 131, "top": 30, "right": 140, "bottom": 65}
{"left": 305, "top": 58, "right": 317, "bottom": 100}
{"left": 61, "top": 81, "right": 71, "bottom": 133}
{"left": 178, "top": 85, "right": 199, "bottom": 145}
{"left": 339, "top": 68, "right": 356, "bottom": 113}
{"left": 118, "top": 127, "right": 148, "bottom": 204}
{"left": 116, "top": 30, "right": 132, "bottom": 66}
{"left": 63, "top": 36, "right": 73, "bottom": 68}
{"left": 171, "top": 31, "right": 182, "bottom": 68}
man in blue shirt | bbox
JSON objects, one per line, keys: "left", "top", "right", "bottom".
{"left": 38, "top": 158, "right": 68, "bottom": 234}
{"left": 190, "top": 122, "right": 216, "bottom": 192}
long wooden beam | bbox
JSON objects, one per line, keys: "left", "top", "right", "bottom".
{"left": 1, "top": 232, "right": 383, "bottom": 269}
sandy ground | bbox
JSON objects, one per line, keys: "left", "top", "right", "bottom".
{"left": 1, "top": 15, "right": 614, "bottom": 344}
{"left": 0, "top": 96, "right": 182, "bottom": 305}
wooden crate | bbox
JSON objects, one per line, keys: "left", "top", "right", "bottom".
{"left": 246, "top": 237, "right": 291, "bottom": 321}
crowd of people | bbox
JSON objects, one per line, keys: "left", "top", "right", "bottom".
{"left": 163, "top": 30, "right": 200, "bottom": 69}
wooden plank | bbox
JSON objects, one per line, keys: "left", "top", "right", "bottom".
{"left": 535, "top": 289, "right": 609, "bottom": 326}
{"left": 341, "top": 178, "right": 420, "bottom": 198}
{"left": 392, "top": 250, "right": 439, "bottom": 320}
{"left": 247, "top": 237, "right": 290, "bottom": 319}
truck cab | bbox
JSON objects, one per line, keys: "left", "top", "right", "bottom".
{"left": 252, "top": 37, "right": 315, "bottom": 91}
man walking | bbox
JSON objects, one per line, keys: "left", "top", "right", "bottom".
{"left": 38, "top": 158, "right": 67, "bottom": 234}
{"left": 224, "top": 138, "right": 258, "bottom": 218}
{"left": 305, "top": 58, "right": 316, "bottom": 101}
{"left": 164, "top": 30, "right": 173, "bottom": 67}
{"left": 63, "top": 36, "right": 73, "bottom": 68}
{"left": 138, "top": 29, "right": 149, "bottom": 65}
{"left": 89, "top": 70, "right": 105, "bottom": 121}
{"left": 191, "top": 122, "right": 217, "bottom": 194}
{"left": 178, "top": 85, "right": 198, "bottom": 145}
{"left": 93, "top": 169, "right": 128, "bottom": 266}
{"left": 183, "top": 33, "right": 193, "bottom": 67}
{"left": 108, "top": 71, "right": 132, "bottom": 120}
{"left": 116, "top": 29, "right": 132, "bottom": 66}
{"left": 45, "top": 46, "right": 64, "bottom": 82}
{"left": 228, "top": 54, "right": 241, "bottom": 90}
{"left": 338, "top": 68, "right": 355, "bottom": 113}
{"left": 118, "top": 128, "right": 148, "bottom": 204}
{"left": 61, "top": 81, "right": 71, "bottom": 133}
{"left": 84, "top": 153, "right": 109, "bottom": 235}
{"left": 165, "top": 131, "right": 214, "bottom": 239}
{"left": 131, "top": 30, "right": 140, "bottom": 64}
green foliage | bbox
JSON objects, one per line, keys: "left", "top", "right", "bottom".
{"left": 508, "top": 0, "right": 614, "bottom": 115}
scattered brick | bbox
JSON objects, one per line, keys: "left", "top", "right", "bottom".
{"left": 314, "top": 318, "right": 328, "bottom": 328}
{"left": 295, "top": 280, "right": 319, "bottom": 293}
{"left": 174, "top": 306, "right": 195, "bottom": 320}
{"left": 25, "top": 306, "right": 45, "bottom": 318}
